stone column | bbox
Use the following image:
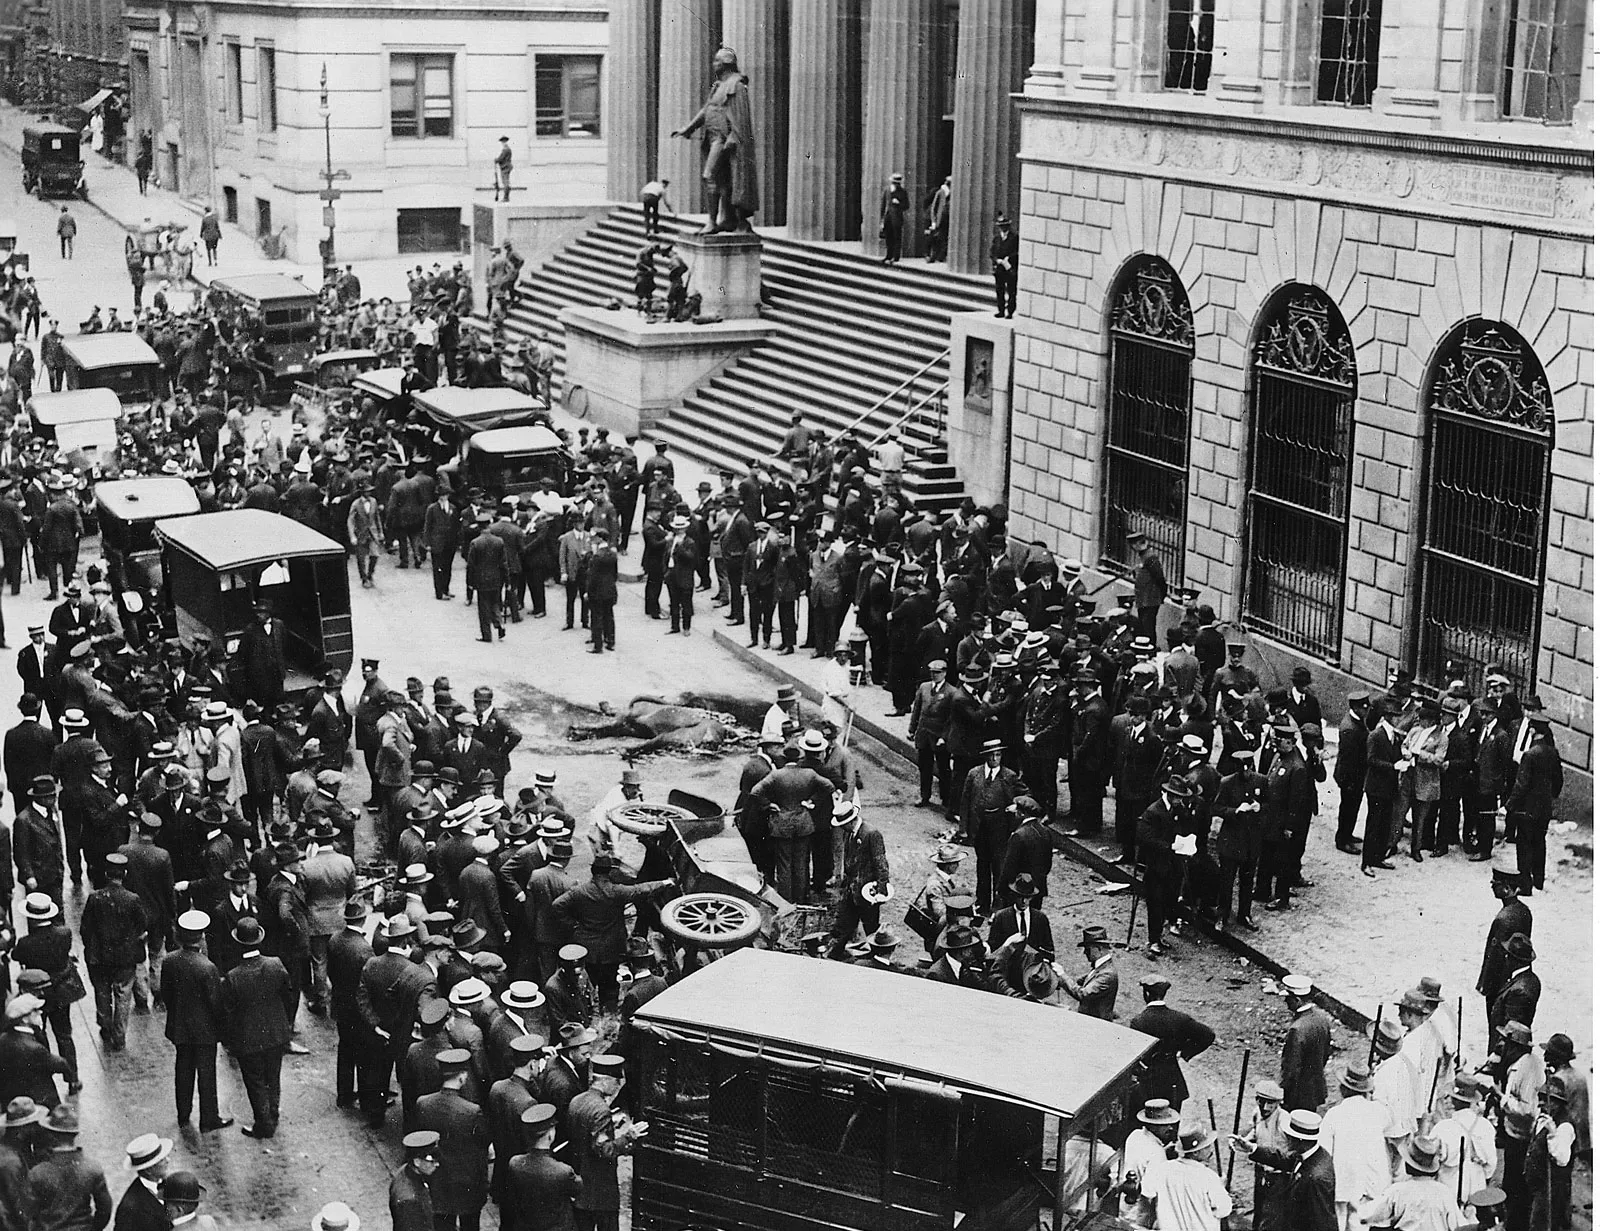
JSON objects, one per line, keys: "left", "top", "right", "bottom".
{"left": 606, "top": 0, "right": 659, "bottom": 201}
{"left": 1024, "top": 0, "right": 1066, "bottom": 96}
{"left": 656, "top": 0, "right": 720, "bottom": 219}
{"left": 947, "top": 0, "right": 1033, "bottom": 275}
{"left": 786, "top": 0, "right": 862, "bottom": 241}
{"left": 1076, "top": 0, "right": 1118, "bottom": 93}
{"left": 721, "top": 0, "right": 789, "bottom": 226}
{"left": 859, "top": 0, "right": 940, "bottom": 256}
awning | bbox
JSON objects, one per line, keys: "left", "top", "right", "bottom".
{"left": 77, "top": 88, "right": 113, "bottom": 113}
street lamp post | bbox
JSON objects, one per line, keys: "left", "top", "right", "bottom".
{"left": 318, "top": 62, "right": 337, "bottom": 280}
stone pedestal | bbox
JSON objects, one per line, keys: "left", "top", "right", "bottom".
{"left": 677, "top": 231, "right": 763, "bottom": 320}
{"left": 559, "top": 305, "right": 775, "bottom": 438}
{"left": 946, "top": 310, "right": 1014, "bottom": 507}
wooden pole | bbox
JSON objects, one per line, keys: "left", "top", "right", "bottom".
{"left": 1207, "top": 1097, "right": 1223, "bottom": 1174}
{"left": 1226, "top": 1048, "right": 1251, "bottom": 1188}
{"left": 1367, "top": 1002, "right": 1383, "bottom": 1069}
{"left": 1124, "top": 861, "right": 1141, "bottom": 948}
{"left": 1052, "top": 1116, "right": 1068, "bottom": 1231}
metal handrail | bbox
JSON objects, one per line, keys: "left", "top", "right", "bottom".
{"left": 829, "top": 347, "right": 950, "bottom": 444}
{"left": 866, "top": 380, "right": 948, "bottom": 452}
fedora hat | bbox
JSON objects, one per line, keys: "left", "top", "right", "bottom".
{"left": 936, "top": 924, "right": 982, "bottom": 954}
{"left": 384, "top": 916, "right": 417, "bottom": 942}
{"left": 1079, "top": 924, "right": 1109, "bottom": 948}
{"left": 1449, "top": 1074, "right": 1485, "bottom": 1105}
{"left": 1007, "top": 871, "right": 1041, "bottom": 899}
{"left": 1178, "top": 1125, "right": 1215, "bottom": 1156}
{"left": 1403, "top": 1132, "right": 1441, "bottom": 1175}
{"left": 1502, "top": 932, "right": 1535, "bottom": 963}
{"left": 4, "top": 1098, "right": 43, "bottom": 1128}
{"left": 930, "top": 844, "right": 966, "bottom": 865}
{"left": 1338, "top": 1059, "right": 1374, "bottom": 1095}
{"left": 42, "top": 1104, "right": 80, "bottom": 1135}
{"left": 1372, "top": 1018, "right": 1405, "bottom": 1057}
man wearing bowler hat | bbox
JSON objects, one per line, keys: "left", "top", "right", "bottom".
{"left": 1489, "top": 932, "right": 1540, "bottom": 1039}
{"left": 328, "top": 898, "right": 383, "bottom": 1119}
{"left": 958, "top": 738, "right": 1022, "bottom": 913}
{"left": 220, "top": 916, "right": 294, "bottom": 1139}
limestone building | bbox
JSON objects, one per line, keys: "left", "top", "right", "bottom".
{"left": 123, "top": 0, "right": 608, "bottom": 263}
{"left": 1007, "top": 1, "right": 1593, "bottom": 781}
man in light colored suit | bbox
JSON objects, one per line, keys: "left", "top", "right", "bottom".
{"left": 1061, "top": 925, "right": 1119, "bottom": 1019}
{"left": 300, "top": 827, "right": 356, "bottom": 1018}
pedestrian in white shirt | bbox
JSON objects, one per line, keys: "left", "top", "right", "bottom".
{"left": 1140, "top": 1125, "right": 1233, "bottom": 1231}
{"left": 1433, "top": 1075, "right": 1496, "bottom": 1206}
{"left": 1319, "top": 1060, "right": 1394, "bottom": 1231}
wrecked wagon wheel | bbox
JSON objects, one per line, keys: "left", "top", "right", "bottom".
{"left": 607, "top": 800, "right": 694, "bottom": 837}
{"left": 659, "top": 892, "right": 762, "bottom": 949}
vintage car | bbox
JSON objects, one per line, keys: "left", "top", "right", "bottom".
{"left": 155, "top": 509, "right": 352, "bottom": 692}
{"left": 438, "top": 425, "right": 571, "bottom": 501}
{"left": 629, "top": 948, "right": 1156, "bottom": 1231}
{"left": 21, "top": 123, "right": 85, "bottom": 199}
{"left": 29, "top": 389, "right": 121, "bottom": 468}
{"left": 290, "top": 349, "right": 386, "bottom": 415}
{"left": 60, "top": 333, "right": 163, "bottom": 409}
{"left": 207, "top": 273, "right": 319, "bottom": 389}
{"left": 95, "top": 476, "right": 201, "bottom": 644}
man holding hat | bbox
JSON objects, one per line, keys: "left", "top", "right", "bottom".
{"left": 27, "top": 1105, "right": 111, "bottom": 1230}
{"left": 390, "top": 1130, "right": 441, "bottom": 1231}
{"left": 416, "top": 1048, "right": 490, "bottom": 1231}
{"left": 1317, "top": 1059, "right": 1391, "bottom": 1230}
{"left": 220, "top": 916, "right": 294, "bottom": 1138}
{"left": 504, "top": 1103, "right": 581, "bottom": 1227}
{"left": 161, "top": 909, "right": 232, "bottom": 1131}
{"left": 115, "top": 1132, "right": 174, "bottom": 1231}
{"left": 79, "top": 851, "right": 148, "bottom": 1053}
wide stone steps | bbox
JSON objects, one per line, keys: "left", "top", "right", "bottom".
{"left": 486, "top": 205, "right": 989, "bottom": 514}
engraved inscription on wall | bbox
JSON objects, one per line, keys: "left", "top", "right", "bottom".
{"left": 1451, "top": 166, "right": 1558, "bottom": 218}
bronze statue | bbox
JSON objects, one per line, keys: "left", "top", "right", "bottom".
{"left": 671, "top": 46, "right": 759, "bottom": 234}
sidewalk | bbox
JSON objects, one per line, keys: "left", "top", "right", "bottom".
{"left": 715, "top": 627, "right": 1594, "bottom": 1068}
{"left": 0, "top": 102, "right": 423, "bottom": 303}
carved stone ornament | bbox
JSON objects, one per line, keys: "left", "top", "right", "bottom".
{"left": 1256, "top": 292, "right": 1356, "bottom": 387}
{"left": 1110, "top": 260, "right": 1195, "bottom": 348}
{"left": 1429, "top": 325, "right": 1552, "bottom": 434}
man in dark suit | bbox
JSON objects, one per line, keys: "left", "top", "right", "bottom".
{"left": 13, "top": 894, "right": 84, "bottom": 1085}
{"left": 1332, "top": 692, "right": 1369, "bottom": 854}
{"left": 328, "top": 899, "right": 382, "bottom": 1120}
{"left": 4, "top": 693, "right": 56, "bottom": 818}
{"left": 263, "top": 842, "right": 311, "bottom": 1041}
{"left": 1233, "top": 1109, "right": 1338, "bottom": 1231}
{"left": 665, "top": 514, "right": 700, "bottom": 635}
{"left": 16, "top": 630, "right": 52, "bottom": 721}
{"left": 219, "top": 916, "right": 294, "bottom": 1138}
{"left": 160, "top": 909, "right": 231, "bottom": 1130}
{"left": 639, "top": 509, "right": 667, "bottom": 621}
{"left": 113, "top": 1133, "right": 172, "bottom": 1231}
{"left": 416, "top": 1049, "right": 490, "bottom": 1231}
{"left": 1277, "top": 973, "right": 1331, "bottom": 1113}
{"left": 205, "top": 863, "right": 257, "bottom": 974}
{"left": 303, "top": 670, "right": 352, "bottom": 771}
{"left": 1476, "top": 851, "right": 1533, "bottom": 1035}
{"left": 1020, "top": 659, "right": 1070, "bottom": 821}
{"left": 424, "top": 491, "right": 462, "bottom": 600}
{"left": 487, "top": 1035, "right": 541, "bottom": 1203}
{"left": 1128, "top": 975, "right": 1217, "bottom": 1108}
{"left": 235, "top": 602, "right": 286, "bottom": 712}
{"left": 15, "top": 774, "right": 65, "bottom": 902}
{"left": 886, "top": 566, "right": 934, "bottom": 714}
{"left": 552, "top": 855, "right": 673, "bottom": 1011}
{"left": 958, "top": 739, "right": 1023, "bottom": 913}
{"left": 923, "top": 925, "right": 990, "bottom": 990}
{"left": 1505, "top": 712, "right": 1562, "bottom": 891}
{"left": 585, "top": 529, "right": 619, "bottom": 653}
{"left": 1068, "top": 670, "right": 1113, "bottom": 837}
{"left": 358, "top": 916, "right": 439, "bottom": 1083}
{"left": 1127, "top": 531, "right": 1167, "bottom": 642}
{"left": 985, "top": 872, "right": 1053, "bottom": 954}
{"left": 442, "top": 713, "right": 490, "bottom": 788}
{"left": 998, "top": 796, "right": 1054, "bottom": 904}
{"left": 827, "top": 797, "right": 890, "bottom": 958}
{"left": 466, "top": 516, "right": 507, "bottom": 643}
{"left": 504, "top": 1102, "right": 581, "bottom": 1230}
{"left": 744, "top": 520, "right": 782, "bottom": 651}
{"left": 390, "top": 1130, "right": 442, "bottom": 1231}
{"left": 908, "top": 659, "right": 956, "bottom": 809}
{"left": 1361, "top": 698, "right": 1402, "bottom": 874}
{"left": 1489, "top": 931, "right": 1540, "bottom": 1037}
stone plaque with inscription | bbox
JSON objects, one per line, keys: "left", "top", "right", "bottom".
{"left": 1449, "top": 166, "right": 1558, "bottom": 217}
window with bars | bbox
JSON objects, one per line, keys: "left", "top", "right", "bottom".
{"left": 1316, "top": 0, "right": 1383, "bottom": 105}
{"left": 1502, "top": 0, "right": 1586, "bottom": 122}
{"left": 534, "top": 54, "right": 601, "bottom": 138}
{"left": 390, "top": 53, "right": 454, "bottom": 139}
{"left": 1415, "top": 323, "right": 1552, "bottom": 697}
{"left": 1101, "top": 258, "right": 1194, "bottom": 584}
{"left": 1243, "top": 288, "right": 1356, "bottom": 659}
{"left": 1164, "top": 0, "right": 1216, "bottom": 91}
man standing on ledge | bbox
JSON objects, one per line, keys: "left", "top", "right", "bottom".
{"left": 671, "top": 46, "right": 760, "bottom": 234}
{"left": 494, "top": 135, "right": 513, "bottom": 202}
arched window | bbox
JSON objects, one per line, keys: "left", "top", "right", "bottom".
{"left": 1415, "top": 322, "right": 1553, "bottom": 695}
{"left": 1243, "top": 286, "right": 1356, "bottom": 658}
{"left": 1100, "top": 258, "right": 1194, "bottom": 583}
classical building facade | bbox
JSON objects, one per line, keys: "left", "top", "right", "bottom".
{"left": 604, "top": 0, "right": 1035, "bottom": 273}
{"left": 1008, "top": 1, "right": 1594, "bottom": 778}
{"left": 124, "top": 0, "right": 608, "bottom": 263}
{"left": 37, "top": 0, "right": 122, "bottom": 110}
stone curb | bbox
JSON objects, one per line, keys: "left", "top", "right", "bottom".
{"left": 710, "top": 627, "right": 1375, "bottom": 1036}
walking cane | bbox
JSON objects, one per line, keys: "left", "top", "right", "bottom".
{"left": 1227, "top": 1049, "right": 1251, "bottom": 1188}
{"left": 1124, "top": 860, "right": 1141, "bottom": 949}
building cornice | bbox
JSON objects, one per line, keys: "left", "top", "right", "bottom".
{"left": 192, "top": 1, "right": 604, "bottom": 16}
{"left": 1016, "top": 94, "right": 1593, "bottom": 174}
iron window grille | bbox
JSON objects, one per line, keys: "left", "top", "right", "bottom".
{"left": 1101, "top": 258, "right": 1194, "bottom": 585}
{"left": 1316, "top": 0, "right": 1383, "bottom": 106}
{"left": 1164, "top": 0, "right": 1216, "bottom": 92}
{"left": 1415, "top": 324, "right": 1553, "bottom": 698}
{"left": 1502, "top": 0, "right": 1585, "bottom": 123}
{"left": 1243, "top": 288, "right": 1357, "bottom": 659}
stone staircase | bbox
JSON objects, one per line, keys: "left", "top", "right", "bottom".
{"left": 492, "top": 204, "right": 992, "bottom": 514}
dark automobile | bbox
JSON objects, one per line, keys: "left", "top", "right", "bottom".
{"left": 21, "top": 123, "right": 85, "bottom": 199}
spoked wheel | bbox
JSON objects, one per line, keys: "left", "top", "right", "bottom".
{"left": 658, "top": 892, "right": 762, "bottom": 950}
{"left": 607, "top": 800, "right": 694, "bottom": 838}
{"left": 563, "top": 383, "right": 589, "bottom": 418}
